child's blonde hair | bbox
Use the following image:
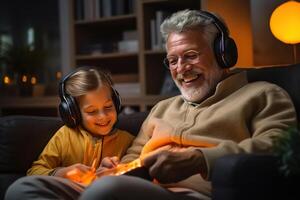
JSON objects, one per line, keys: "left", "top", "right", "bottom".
{"left": 65, "top": 67, "right": 113, "bottom": 98}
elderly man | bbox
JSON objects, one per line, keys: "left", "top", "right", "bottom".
{"left": 5, "top": 9, "right": 296, "bottom": 200}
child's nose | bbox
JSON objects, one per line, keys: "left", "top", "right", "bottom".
{"left": 97, "top": 110, "right": 107, "bottom": 118}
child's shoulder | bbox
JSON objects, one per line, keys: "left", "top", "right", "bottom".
{"left": 54, "top": 125, "right": 81, "bottom": 137}
{"left": 115, "top": 129, "right": 135, "bottom": 140}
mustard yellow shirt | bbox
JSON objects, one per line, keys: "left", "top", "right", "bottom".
{"left": 27, "top": 126, "right": 134, "bottom": 175}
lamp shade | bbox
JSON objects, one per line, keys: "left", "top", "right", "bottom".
{"left": 269, "top": 1, "right": 300, "bottom": 44}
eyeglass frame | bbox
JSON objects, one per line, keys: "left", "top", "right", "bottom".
{"left": 163, "top": 50, "right": 202, "bottom": 70}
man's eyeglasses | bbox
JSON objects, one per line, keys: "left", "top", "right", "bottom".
{"left": 163, "top": 50, "right": 202, "bottom": 70}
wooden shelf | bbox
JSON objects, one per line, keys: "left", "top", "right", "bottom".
{"left": 0, "top": 96, "right": 60, "bottom": 108}
{"left": 76, "top": 52, "right": 138, "bottom": 60}
{"left": 75, "top": 14, "right": 136, "bottom": 24}
{"left": 0, "top": 95, "right": 171, "bottom": 112}
{"left": 70, "top": 0, "right": 200, "bottom": 111}
{"left": 144, "top": 49, "right": 166, "bottom": 55}
{"left": 0, "top": 0, "right": 200, "bottom": 116}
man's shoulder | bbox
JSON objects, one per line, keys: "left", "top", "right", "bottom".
{"left": 239, "top": 80, "right": 291, "bottom": 101}
{"left": 244, "top": 80, "right": 286, "bottom": 93}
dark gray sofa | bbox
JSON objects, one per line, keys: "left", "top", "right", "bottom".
{"left": 0, "top": 112, "right": 147, "bottom": 199}
{"left": 0, "top": 64, "right": 299, "bottom": 200}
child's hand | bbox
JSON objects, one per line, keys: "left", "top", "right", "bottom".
{"left": 95, "top": 156, "right": 119, "bottom": 178}
{"left": 61, "top": 163, "right": 96, "bottom": 185}
{"left": 53, "top": 163, "right": 92, "bottom": 178}
{"left": 100, "top": 156, "right": 119, "bottom": 168}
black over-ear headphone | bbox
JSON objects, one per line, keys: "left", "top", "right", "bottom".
{"left": 197, "top": 10, "right": 238, "bottom": 68}
{"left": 58, "top": 67, "right": 122, "bottom": 128}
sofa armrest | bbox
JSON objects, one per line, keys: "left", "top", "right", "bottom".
{"left": 211, "top": 154, "right": 298, "bottom": 200}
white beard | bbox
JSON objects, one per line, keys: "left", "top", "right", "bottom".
{"left": 179, "top": 83, "right": 210, "bottom": 103}
{"left": 175, "top": 68, "right": 224, "bottom": 103}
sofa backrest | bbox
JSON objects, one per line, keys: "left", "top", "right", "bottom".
{"left": 246, "top": 63, "right": 300, "bottom": 122}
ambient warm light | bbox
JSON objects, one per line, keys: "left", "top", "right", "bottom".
{"left": 21, "top": 75, "right": 28, "bottom": 83}
{"left": 3, "top": 76, "right": 11, "bottom": 84}
{"left": 269, "top": 1, "right": 300, "bottom": 44}
{"left": 56, "top": 71, "right": 62, "bottom": 80}
{"left": 31, "top": 76, "right": 37, "bottom": 85}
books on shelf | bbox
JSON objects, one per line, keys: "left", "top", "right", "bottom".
{"left": 150, "top": 10, "right": 171, "bottom": 50}
{"left": 118, "top": 30, "right": 139, "bottom": 52}
{"left": 114, "top": 82, "right": 140, "bottom": 97}
{"left": 118, "top": 40, "right": 138, "bottom": 52}
{"left": 75, "top": 0, "right": 136, "bottom": 20}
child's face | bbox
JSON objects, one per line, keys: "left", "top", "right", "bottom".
{"left": 78, "top": 86, "right": 117, "bottom": 136}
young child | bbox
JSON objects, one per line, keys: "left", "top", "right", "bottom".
{"left": 27, "top": 67, "right": 134, "bottom": 183}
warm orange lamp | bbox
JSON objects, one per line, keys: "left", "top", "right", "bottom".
{"left": 269, "top": 0, "right": 300, "bottom": 63}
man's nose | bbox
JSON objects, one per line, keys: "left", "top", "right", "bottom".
{"left": 176, "top": 59, "right": 192, "bottom": 73}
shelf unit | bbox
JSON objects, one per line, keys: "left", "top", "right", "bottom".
{"left": 69, "top": 0, "right": 201, "bottom": 111}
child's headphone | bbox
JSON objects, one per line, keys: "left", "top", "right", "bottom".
{"left": 197, "top": 10, "right": 238, "bottom": 68}
{"left": 58, "top": 67, "right": 122, "bottom": 128}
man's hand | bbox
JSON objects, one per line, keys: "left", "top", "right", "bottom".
{"left": 142, "top": 146, "right": 206, "bottom": 183}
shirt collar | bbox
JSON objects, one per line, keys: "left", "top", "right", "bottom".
{"left": 182, "top": 70, "right": 248, "bottom": 107}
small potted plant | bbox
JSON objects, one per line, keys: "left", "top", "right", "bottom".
{"left": 272, "top": 125, "right": 300, "bottom": 198}
{"left": 273, "top": 127, "right": 300, "bottom": 177}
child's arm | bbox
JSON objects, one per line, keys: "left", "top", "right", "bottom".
{"left": 27, "top": 127, "right": 66, "bottom": 175}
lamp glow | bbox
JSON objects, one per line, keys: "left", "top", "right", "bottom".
{"left": 31, "top": 76, "right": 37, "bottom": 85}
{"left": 21, "top": 75, "right": 28, "bottom": 83}
{"left": 269, "top": 1, "right": 300, "bottom": 44}
{"left": 3, "top": 76, "right": 11, "bottom": 85}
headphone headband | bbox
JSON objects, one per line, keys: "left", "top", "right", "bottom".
{"left": 196, "top": 10, "right": 238, "bottom": 68}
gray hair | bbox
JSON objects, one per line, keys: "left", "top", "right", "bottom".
{"left": 65, "top": 68, "right": 112, "bottom": 97}
{"left": 160, "top": 9, "right": 226, "bottom": 48}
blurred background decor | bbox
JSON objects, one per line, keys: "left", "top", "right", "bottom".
{"left": 0, "top": 43, "right": 47, "bottom": 96}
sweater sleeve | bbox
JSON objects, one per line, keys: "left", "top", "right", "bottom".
{"left": 120, "top": 105, "right": 160, "bottom": 163}
{"left": 200, "top": 86, "right": 297, "bottom": 180}
{"left": 27, "top": 127, "right": 65, "bottom": 176}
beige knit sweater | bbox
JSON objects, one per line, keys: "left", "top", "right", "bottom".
{"left": 121, "top": 71, "right": 297, "bottom": 197}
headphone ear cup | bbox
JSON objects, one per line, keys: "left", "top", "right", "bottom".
{"left": 68, "top": 95, "right": 81, "bottom": 126}
{"left": 59, "top": 95, "right": 81, "bottom": 128}
{"left": 111, "top": 88, "right": 122, "bottom": 114}
{"left": 59, "top": 100, "right": 75, "bottom": 128}
{"left": 214, "top": 36, "right": 238, "bottom": 68}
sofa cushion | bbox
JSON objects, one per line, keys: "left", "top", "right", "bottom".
{"left": 0, "top": 115, "right": 63, "bottom": 173}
